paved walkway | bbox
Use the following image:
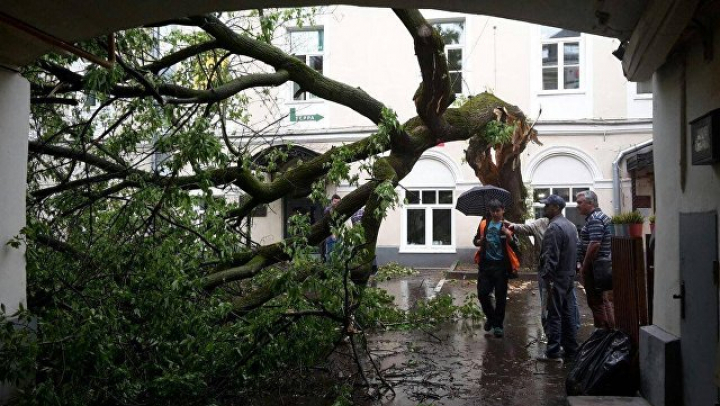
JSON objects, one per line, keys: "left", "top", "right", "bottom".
{"left": 364, "top": 269, "right": 594, "bottom": 405}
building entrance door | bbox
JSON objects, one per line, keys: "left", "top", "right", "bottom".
{"left": 283, "top": 197, "right": 323, "bottom": 239}
{"left": 680, "top": 211, "right": 718, "bottom": 405}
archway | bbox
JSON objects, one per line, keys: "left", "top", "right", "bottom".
{"left": 252, "top": 144, "right": 323, "bottom": 238}
{"left": 527, "top": 148, "right": 599, "bottom": 229}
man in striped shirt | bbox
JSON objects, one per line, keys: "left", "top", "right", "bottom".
{"left": 576, "top": 190, "right": 615, "bottom": 329}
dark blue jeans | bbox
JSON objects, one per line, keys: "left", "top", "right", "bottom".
{"left": 545, "top": 276, "right": 579, "bottom": 357}
{"left": 478, "top": 260, "right": 508, "bottom": 329}
{"left": 539, "top": 276, "right": 580, "bottom": 332}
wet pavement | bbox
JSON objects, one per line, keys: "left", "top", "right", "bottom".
{"left": 362, "top": 269, "right": 594, "bottom": 406}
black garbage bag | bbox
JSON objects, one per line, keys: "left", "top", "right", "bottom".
{"left": 566, "top": 329, "right": 636, "bottom": 396}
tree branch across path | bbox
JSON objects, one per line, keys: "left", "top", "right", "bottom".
{"left": 15, "top": 8, "right": 541, "bottom": 405}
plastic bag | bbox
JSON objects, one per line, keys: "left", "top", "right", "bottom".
{"left": 566, "top": 329, "right": 636, "bottom": 396}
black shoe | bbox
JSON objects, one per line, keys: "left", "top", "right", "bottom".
{"left": 537, "top": 352, "right": 563, "bottom": 362}
{"left": 563, "top": 352, "right": 578, "bottom": 362}
{"left": 484, "top": 322, "right": 493, "bottom": 332}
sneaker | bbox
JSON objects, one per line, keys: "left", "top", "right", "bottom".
{"left": 484, "top": 322, "right": 493, "bottom": 332}
{"left": 493, "top": 327, "right": 504, "bottom": 337}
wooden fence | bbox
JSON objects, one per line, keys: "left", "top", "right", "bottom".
{"left": 611, "top": 236, "right": 649, "bottom": 346}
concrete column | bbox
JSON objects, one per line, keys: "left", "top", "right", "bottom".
{"left": 0, "top": 68, "right": 29, "bottom": 315}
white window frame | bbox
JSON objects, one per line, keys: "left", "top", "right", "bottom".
{"left": 531, "top": 185, "right": 590, "bottom": 226}
{"left": 400, "top": 188, "right": 456, "bottom": 253}
{"left": 632, "top": 79, "right": 653, "bottom": 100}
{"left": 430, "top": 19, "right": 465, "bottom": 96}
{"left": 288, "top": 27, "right": 324, "bottom": 102}
{"left": 540, "top": 28, "right": 583, "bottom": 93}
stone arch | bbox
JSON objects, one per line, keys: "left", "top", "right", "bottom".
{"left": 251, "top": 144, "right": 320, "bottom": 169}
{"left": 524, "top": 146, "right": 603, "bottom": 183}
{"left": 402, "top": 150, "right": 461, "bottom": 188}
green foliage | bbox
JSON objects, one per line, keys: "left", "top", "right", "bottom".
{"left": 12, "top": 7, "right": 508, "bottom": 404}
{"left": 625, "top": 211, "right": 645, "bottom": 223}
{"left": 648, "top": 214, "right": 656, "bottom": 224}
{"left": 612, "top": 211, "right": 644, "bottom": 224}
{"left": 375, "top": 261, "right": 418, "bottom": 281}
{"left": 6, "top": 8, "right": 404, "bottom": 405}
{"left": 484, "top": 120, "right": 515, "bottom": 145}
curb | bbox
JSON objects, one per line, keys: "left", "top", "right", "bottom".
{"left": 445, "top": 269, "right": 539, "bottom": 282}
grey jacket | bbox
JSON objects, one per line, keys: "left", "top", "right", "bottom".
{"left": 539, "top": 215, "right": 578, "bottom": 283}
{"left": 511, "top": 217, "right": 549, "bottom": 258}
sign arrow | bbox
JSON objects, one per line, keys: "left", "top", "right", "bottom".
{"left": 289, "top": 108, "right": 324, "bottom": 122}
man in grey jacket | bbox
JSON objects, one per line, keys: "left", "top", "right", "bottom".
{"left": 538, "top": 195, "right": 579, "bottom": 360}
{"left": 509, "top": 217, "right": 550, "bottom": 329}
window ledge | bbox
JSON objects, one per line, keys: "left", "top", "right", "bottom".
{"left": 537, "top": 89, "right": 586, "bottom": 96}
{"left": 399, "top": 246, "right": 456, "bottom": 254}
{"left": 632, "top": 94, "right": 653, "bottom": 100}
{"left": 286, "top": 99, "right": 325, "bottom": 106}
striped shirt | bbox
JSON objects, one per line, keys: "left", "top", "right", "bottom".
{"left": 577, "top": 208, "right": 612, "bottom": 262}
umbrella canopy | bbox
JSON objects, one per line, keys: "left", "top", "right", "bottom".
{"left": 455, "top": 185, "right": 513, "bottom": 216}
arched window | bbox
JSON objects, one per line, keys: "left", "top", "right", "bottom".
{"left": 252, "top": 145, "right": 323, "bottom": 238}
{"left": 530, "top": 154, "right": 594, "bottom": 229}
{"left": 401, "top": 156, "right": 456, "bottom": 252}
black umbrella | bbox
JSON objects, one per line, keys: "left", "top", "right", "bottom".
{"left": 455, "top": 185, "right": 513, "bottom": 216}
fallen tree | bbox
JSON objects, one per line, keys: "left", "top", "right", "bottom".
{"left": 2, "top": 7, "right": 540, "bottom": 405}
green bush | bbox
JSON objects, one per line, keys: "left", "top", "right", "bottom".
{"left": 612, "top": 211, "right": 644, "bottom": 224}
{"left": 374, "top": 262, "right": 418, "bottom": 281}
{"left": 625, "top": 211, "right": 645, "bottom": 224}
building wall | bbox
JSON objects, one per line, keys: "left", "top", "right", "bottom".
{"left": 591, "top": 37, "right": 628, "bottom": 119}
{"left": 244, "top": 7, "right": 654, "bottom": 268}
{"left": 523, "top": 130, "right": 652, "bottom": 212}
{"left": 0, "top": 70, "right": 29, "bottom": 316}
{"left": 652, "top": 18, "right": 720, "bottom": 337}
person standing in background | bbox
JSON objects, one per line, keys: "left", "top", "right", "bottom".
{"left": 322, "top": 194, "right": 341, "bottom": 262}
{"left": 576, "top": 190, "right": 615, "bottom": 330}
{"left": 510, "top": 215, "right": 580, "bottom": 335}
{"left": 508, "top": 217, "right": 551, "bottom": 330}
{"left": 537, "top": 195, "right": 579, "bottom": 360}
{"left": 474, "top": 199, "right": 520, "bottom": 338}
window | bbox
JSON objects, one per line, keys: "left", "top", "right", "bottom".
{"left": 289, "top": 29, "right": 324, "bottom": 100}
{"left": 405, "top": 189, "right": 454, "bottom": 248}
{"left": 636, "top": 79, "right": 652, "bottom": 95}
{"left": 432, "top": 21, "right": 465, "bottom": 95}
{"left": 532, "top": 186, "right": 590, "bottom": 231}
{"left": 541, "top": 27, "right": 581, "bottom": 91}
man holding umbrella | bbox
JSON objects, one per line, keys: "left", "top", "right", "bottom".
{"left": 473, "top": 199, "right": 520, "bottom": 338}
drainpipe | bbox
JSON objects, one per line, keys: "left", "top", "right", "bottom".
{"left": 612, "top": 139, "right": 653, "bottom": 214}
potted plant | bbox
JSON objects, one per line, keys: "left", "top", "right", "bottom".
{"left": 649, "top": 214, "right": 656, "bottom": 233}
{"left": 611, "top": 213, "right": 628, "bottom": 237}
{"left": 626, "top": 211, "right": 645, "bottom": 238}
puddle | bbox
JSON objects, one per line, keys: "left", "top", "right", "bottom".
{"left": 361, "top": 271, "right": 594, "bottom": 405}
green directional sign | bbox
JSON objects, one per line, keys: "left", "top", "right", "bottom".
{"left": 289, "top": 108, "right": 324, "bottom": 122}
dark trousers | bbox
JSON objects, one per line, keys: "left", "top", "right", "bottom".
{"left": 545, "top": 276, "right": 579, "bottom": 357}
{"left": 539, "top": 275, "right": 581, "bottom": 332}
{"left": 582, "top": 265, "right": 615, "bottom": 329}
{"left": 478, "top": 260, "right": 508, "bottom": 328}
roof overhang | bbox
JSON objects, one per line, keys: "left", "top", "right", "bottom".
{"left": 621, "top": 0, "right": 701, "bottom": 81}
{"left": 1, "top": 1, "right": 647, "bottom": 68}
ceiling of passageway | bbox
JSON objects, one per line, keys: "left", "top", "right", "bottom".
{"left": 0, "top": 0, "right": 646, "bottom": 68}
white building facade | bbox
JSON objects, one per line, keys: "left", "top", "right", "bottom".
{"left": 242, "top": 7, "right": 654, "bottom": 268}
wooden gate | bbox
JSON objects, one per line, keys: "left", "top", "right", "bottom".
{"left": 611, "top": 236, "right": 648, "bottom": 346}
